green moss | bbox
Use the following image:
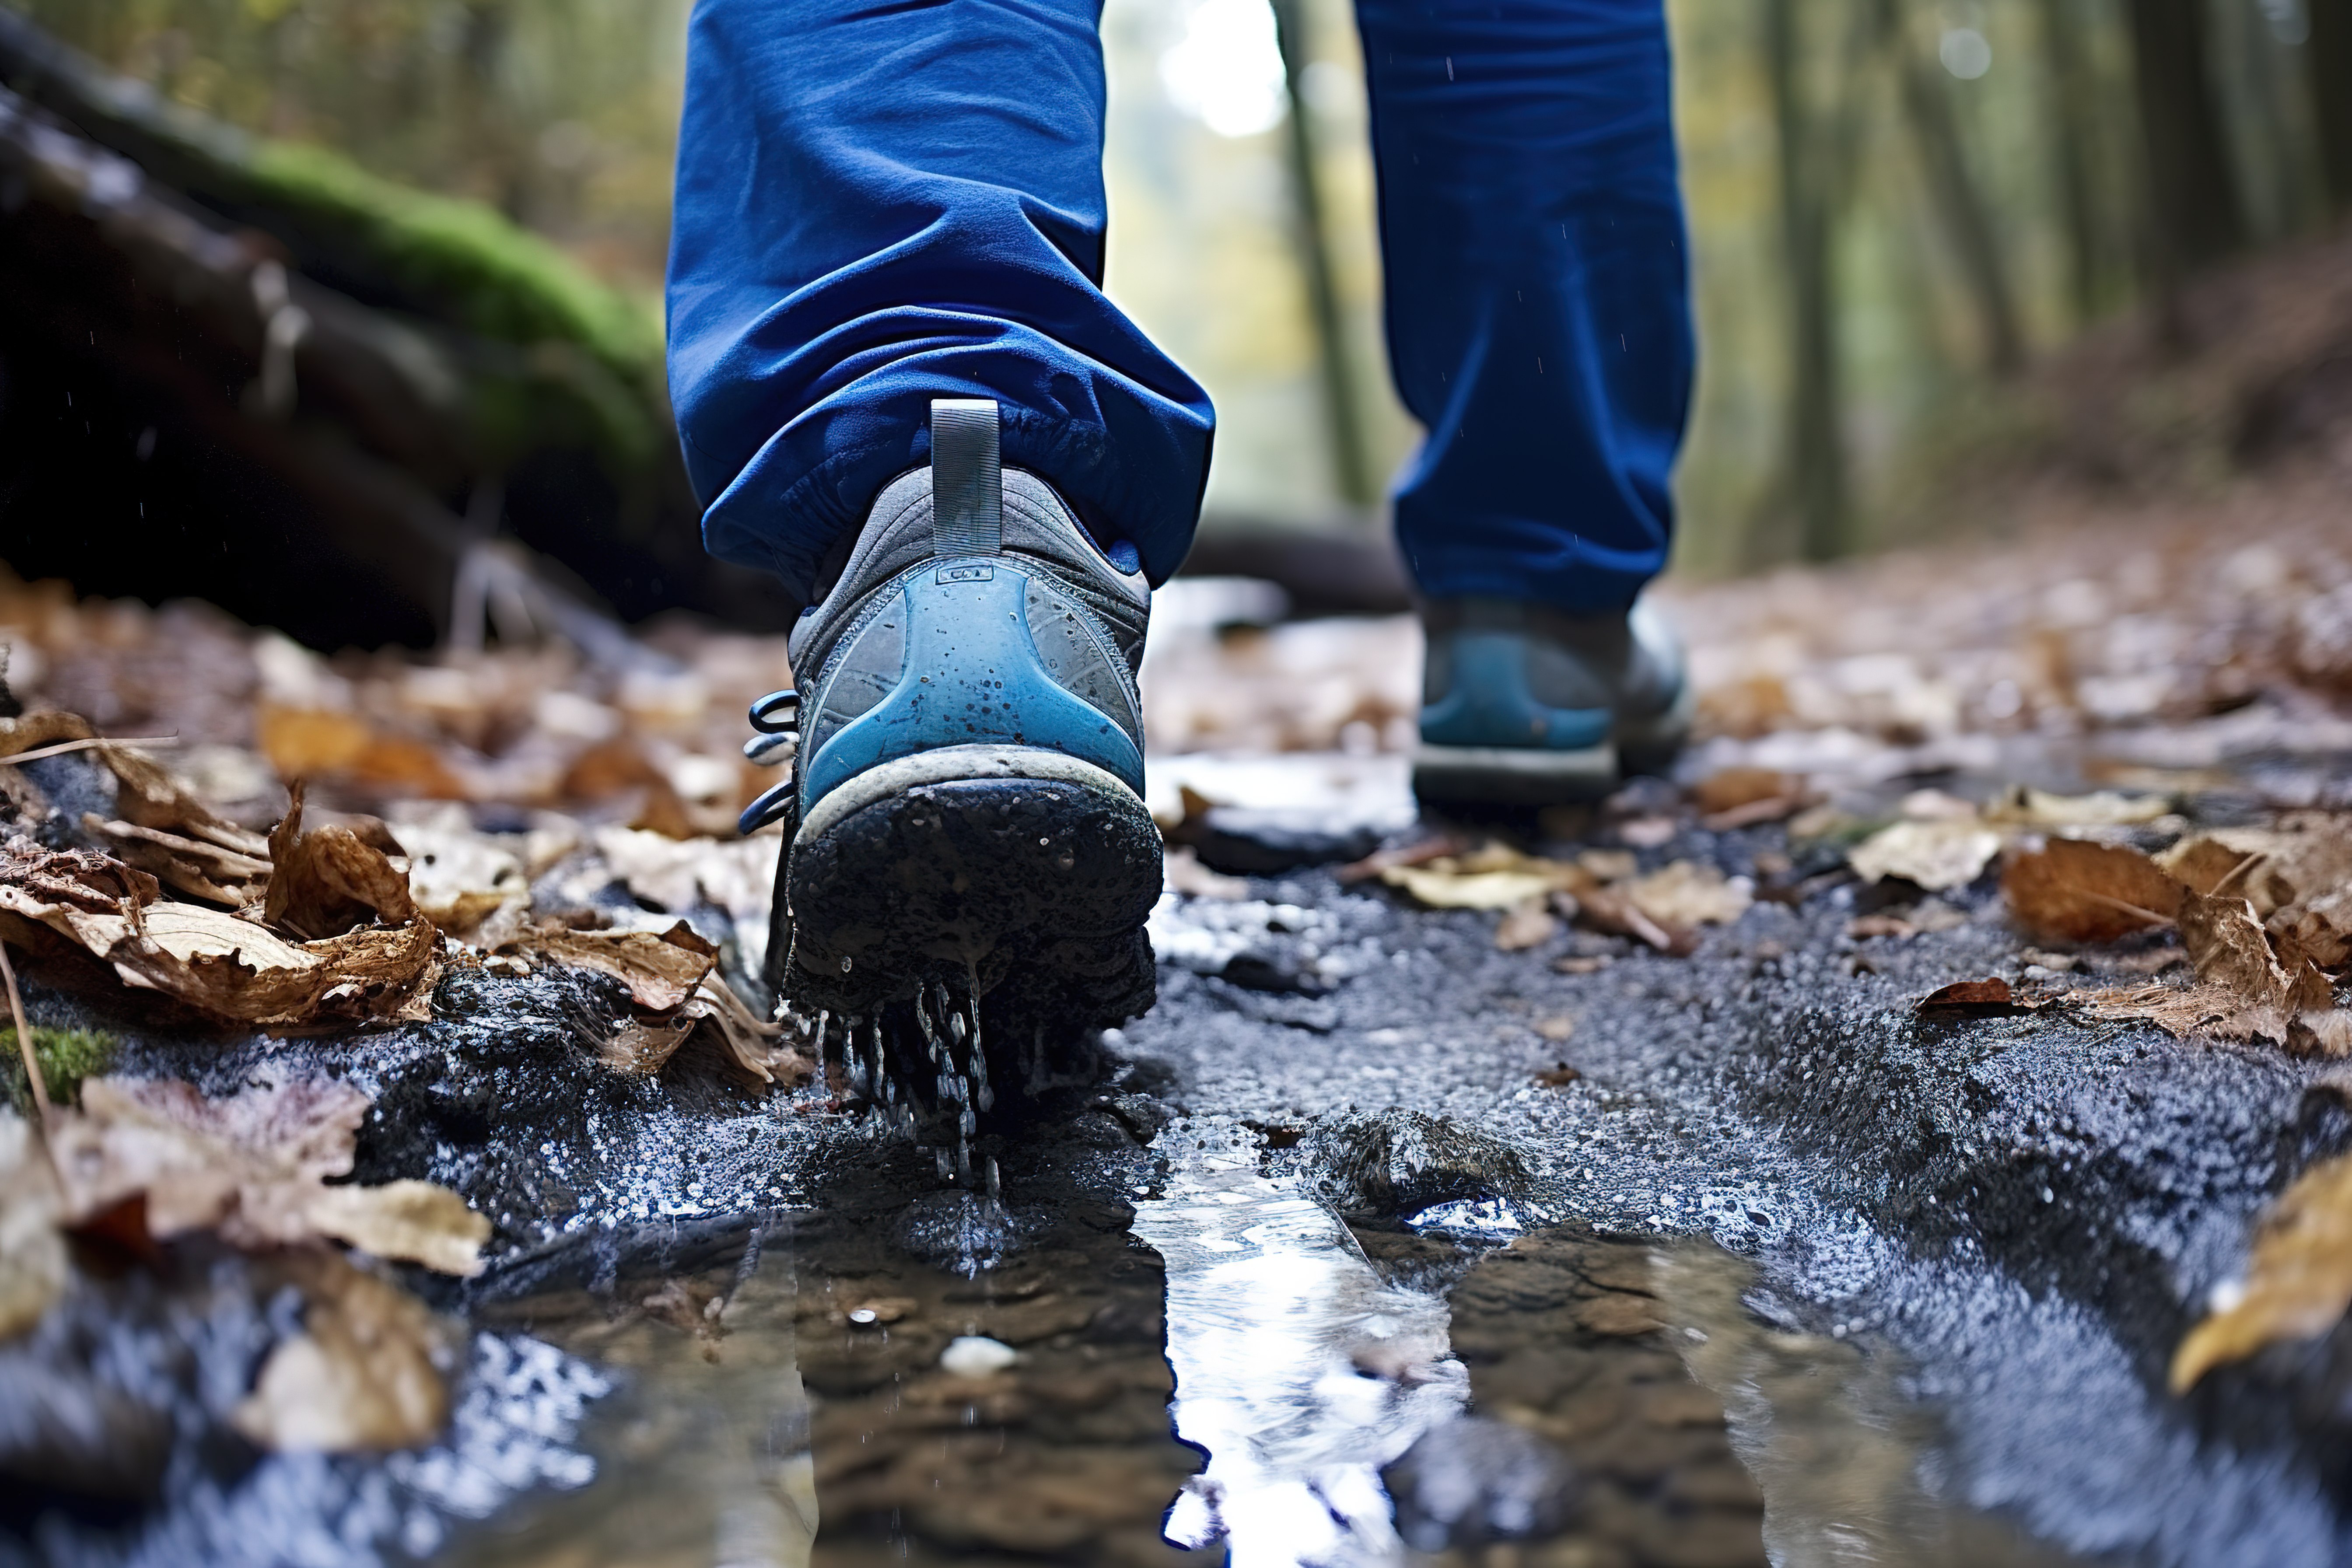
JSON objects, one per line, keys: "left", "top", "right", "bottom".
{"left": 5, "top": 1026, "right": 118, "bottom": 1113}
{"left": 245, "top": 140, "right": 664, "bottom": 383}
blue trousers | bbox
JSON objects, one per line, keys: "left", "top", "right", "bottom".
{"left": 668, "top": 0, "right": 1692, "bottom": 614}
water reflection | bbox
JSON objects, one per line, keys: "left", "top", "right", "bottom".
{"left": 446, "top": 1217, "right": 817, "bottom": 1568}
{"left": 1132, "top": 1159, "right": 1466, "bottom": 1565}
{"left": 1655, "top": 1244, "right": 2091, "bottom": 1568}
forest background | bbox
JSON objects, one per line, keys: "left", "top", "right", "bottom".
{"left": 14, "top": 0, "right": 2349, "bottom": 581}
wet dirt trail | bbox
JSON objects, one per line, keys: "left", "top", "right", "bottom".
{"left": 5, "top": 496, "right": 2352, "bottom": 1566}
{"left": 13, "top": 760, "right": 2352, "bottom": 1568}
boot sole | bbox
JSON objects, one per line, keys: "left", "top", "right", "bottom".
{"left": 778, "top": 745, "right": 1162, "bottom": 1025}
{"left": 1412, "top": 742, "right": 1619, "bottom": 806}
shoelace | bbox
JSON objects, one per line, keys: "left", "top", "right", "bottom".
{"left": 736, "top": 687, "right": 798, "bottom": 835}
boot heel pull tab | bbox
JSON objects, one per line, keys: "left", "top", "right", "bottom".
{"left": 929, "top": 399, "right": 1002, "bottom": 557}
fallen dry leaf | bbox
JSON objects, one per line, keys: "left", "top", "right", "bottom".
{"left": 1336, "top": 835, "right": 1467, "bottom": 885}
{"left": 1848, "top": 898, "right": 1968, "bottom": 940}
{"left": 256, "top": 705, "right": 466, "bottom": 798}
{"left": 2001, "top": 837, "right": 2184, "bottom": 944}
{"left": 1165, "top": 846, "right": 1248, "bottom": 901}
{"left": 232, "top": 1250, "right": 457, "bottom": 1452}
{"left": 0, "top": 1112, "right": 65, "bottom": 1340}
{"left": 679, "top": 974, "right": 814, "bottom": 1087}
{"left": 1494, "top": 897, "right": 1559, "bottom": 952}
{"left": 2176, "top": 888, "right": 2334, "bottom": 1032}
{"left": 1690, "top": 767, "right": 1802, "bottom": 816}
{"left": 1848, "top": 819, "right": 2003, "bottom": 891}
{"left": 1382, "top": 844, "right": 1586, "bottom": 912}
{"left": 265, "top": 783, "right": 417, "bottom": 939}
{"left": 1573, "top": 883, "right": 1686, "bottom": 954}
{"left": 2172, "top": 1152, "right": 2352, "bottom": 1392}
{"left": 1915, "top": 977, "right": 2039, "bottom": 1016}
{"left": 1982, "top": 785, "right": 2171, "bottom": 829}
{"left": 506, "top": 920, "right": 718, "bottom": 1012}
{"left": 0, "top": 837, "right": 438, "bottom": 1027}
{"left": 597, "top": 1015, "right": 696, "bottom": 1074}
{"left": 49, "top": 1076, "right": 488, "bottom": 1274}
{"left": 80, "top": 814, "right": 270, "bottom": 906}
{"left": 1624, "top": 861, "right": 1753, "bottom": 928}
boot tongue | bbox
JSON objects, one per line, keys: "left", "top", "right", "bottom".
{"left": 929, "top": 398, "right": 1002, "bottom": 557}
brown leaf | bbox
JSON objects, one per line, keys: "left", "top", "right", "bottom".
{"left": 0, "top": 835, "right": 433, "bottom": 1025}
{"left": 80, "top": 814, "right": 269, "bottom": 906}
{"left": 679, "top": 974, "right": 816, "bottom": 1088}
{"left": 1690, "top": 767, "right": 1802, "bottom": 816}
{"left": 2172, "top": 1152, "right": 2352, "bottom": 1391}
{"left": 265, "top": 783, "right": 417, "bottom": 939}
{"left": 256, "top": 706, "right": 466, "bottom": 798}
{"left": 1533, "top": 1064, "right": 1582, "bottom": 1088}
{"left": 1574, "top": 883, "right": 1688, "bottom": 954}
{"left": 1915, "top": 978, "right": 2038, "bottom": 1016}
{"left": 232, "top": 1251, "right": 456, "bottom": 1452}
{"left": 1494, "top": 897, "right": 1559, "bottom": 952}
{"left": 2180, "top": 889, "right": 2299, "bottom": 1009}
{"left": 2001, "top": 838, "right": 2184, "bottom": 944}
{"left": 597, "top": 1015, "right": 696, "bottom": 1075}
{"left": 2270, "top": 894, "right": 2352, "bottom": 970}
{"left": 2160, "top": 817, "right": 2352, "bottom": 920}
{"left": 508, "top": 920, "right": 719, "bottom": 1012}
{"left": 1336, "top": 835, "right": 1467, "bottom": 885}
{"left": 102, "top": 906, "right": 440, "bottom": 1027}
{"left": 48, "top": 1076, "right": 487, "bottom": 1274}
{"left": 2292, "top": 1012, "right": 2352, "bottom": 1057}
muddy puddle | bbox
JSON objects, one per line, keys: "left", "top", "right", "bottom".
{"left": 138, "top": 1141, "right": 2109, "bottom": 1568}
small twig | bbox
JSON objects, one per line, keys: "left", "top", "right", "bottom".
{"left": 2072, "top": 889, "right": 2177, "bottom": 928}
{"left": 0, "top": 735, "right": 180, "bottom": 767}
{"left": 0, "top": 940, "right": 51, "bottom": 1128}
{"left": 2210, "top": 849, "right": 2266, "bottom": 899}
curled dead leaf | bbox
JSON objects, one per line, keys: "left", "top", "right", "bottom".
{"left": 2001, "top": 838, "right": 2184, "bottom": 944}
{"left": 232, "top": 1250, "right": 457, "bottom": 1453}
{"left": 266, "top": 782, "right": 417, "bottom": 939}
{"left": 48, "top": 1076, "right": 486, "bottom": 1274}
{"left": 505, "top": 920, "right": 718, "bottom": 1012}
{"left": 2172, "top": 1152, "right": 2352, "bottom": 1392}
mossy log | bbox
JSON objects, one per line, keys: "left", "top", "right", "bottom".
{"left": 0, "top": 13, "right": 780, "bottom": 646}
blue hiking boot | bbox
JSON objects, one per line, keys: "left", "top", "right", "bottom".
{"left": 741, "top": 400, "right": 1162, "bottom": 1068}
{"left": 1412, "top": 596, "right": 1692, "bottom": 806}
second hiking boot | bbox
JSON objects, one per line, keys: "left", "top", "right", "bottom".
{"left": 1413, "top": 596, "right": 1692, "bottom": 806}
{"left": 745, "top": 399, "right": 1162, "bottom": 1033}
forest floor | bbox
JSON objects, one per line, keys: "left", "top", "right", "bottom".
{"left": 3, "top": 236, "right": 2352, "bottom": 1566}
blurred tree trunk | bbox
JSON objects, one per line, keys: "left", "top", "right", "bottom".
{"left": 2313, "top": 0, "right": 2352, "bottom": 216}
{"left": 2037, "top": 0, "right": 2106, "bottom": 322}
{"left": 2124, "top": 0, "right": 2245, "bottom": 298}
{"left": 1890, "top": 26, "right": 2025, "bottom": 374}
{"left": 1269, "top": 0, "right": 1377, "bottom": 510}
{"left": 1765, "top": 0, "right": 1849, "bottom": 563}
